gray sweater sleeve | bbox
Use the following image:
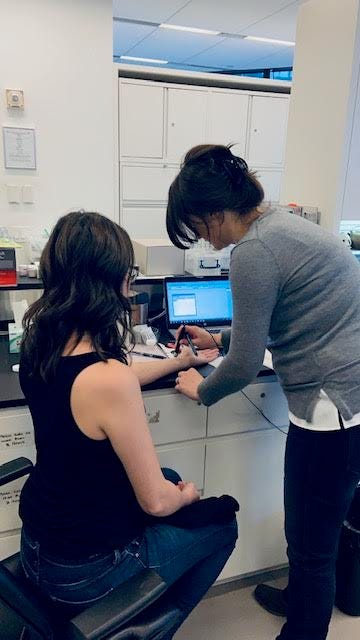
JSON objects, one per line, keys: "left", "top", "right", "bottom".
{"left": 198, "top": 239, "right": 280, "bottom": 406}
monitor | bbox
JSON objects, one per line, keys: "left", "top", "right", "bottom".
{"left": 164, "top": 276, "right": 233, "bottom": 329}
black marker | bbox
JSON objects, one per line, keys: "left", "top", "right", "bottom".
{"left": 132, "top": 351, "right": 166, "bottom": 360}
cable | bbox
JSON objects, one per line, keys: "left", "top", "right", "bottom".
{"left": 148, "top": 309, "right": 166, "bottom": 324}
{"left": 205, "top": 328, "right": 222, "bottom": 350}
{"left": 240, "top": 389, "right": 288, "bottom": 436}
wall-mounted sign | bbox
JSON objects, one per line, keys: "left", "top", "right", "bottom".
{"left": 3, "top": 126, "right": 36, "bottom": 170}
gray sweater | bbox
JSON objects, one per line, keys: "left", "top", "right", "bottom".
{"left": 198, "top": 209, "right": 360, "bottom": 422}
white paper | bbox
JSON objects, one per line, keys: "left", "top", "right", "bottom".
{"left": 3, "top": 127, "right": 36, "bottom": 169}
{"left": 263, "top": 349, "right": 273, "bottom": 369}
{"left": 204, "top": 348, "right": 274, "bottom": 370}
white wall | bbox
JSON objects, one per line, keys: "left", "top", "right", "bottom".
{"left": 0, "top": 0, "right": 115, "bottom": 233}
{"left": 281, "top": 0, "right": 360, "bottom": 231}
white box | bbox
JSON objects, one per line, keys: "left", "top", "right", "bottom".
{"left": 132, "top": 239, "right": 184, "bottom": 276}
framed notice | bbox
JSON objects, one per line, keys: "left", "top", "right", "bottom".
{"left": 3, "top": 126, "right": 36, "bottom": 169}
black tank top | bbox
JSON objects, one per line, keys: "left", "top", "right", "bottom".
{"left": 19, "top": 353, "right": 144, "bottom": 559}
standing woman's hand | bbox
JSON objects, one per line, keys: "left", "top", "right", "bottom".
{"left": 175, "top": 368, "right": 203, "bottom": 401}
{"left": 172, "top": 325, "right": 221, "bottom": 351}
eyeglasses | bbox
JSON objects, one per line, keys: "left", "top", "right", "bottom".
{"left": 129, "top": 265, "right": 139, "bottom": 284}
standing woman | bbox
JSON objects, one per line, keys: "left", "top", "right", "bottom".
{"left": 19, "top": 210, "right": 237, "bottom": 639}
{"left": 166, "top": 144, "right": 360, "bottom": 640}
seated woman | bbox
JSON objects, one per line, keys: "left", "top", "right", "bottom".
{"left": 19, "top": 210, "right": 238, "bottom": 639}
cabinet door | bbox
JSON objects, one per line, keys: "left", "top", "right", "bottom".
{"left": 207, "top": 382, "right": 289, "bottom": 437}
{"left": 167, "top": 89, "right": 207, "bottom": 162}
{"left": 248, "top": 96, "right": 289, "bottom": 167}
{"left": 254, "top": 169, "right": 283, "bottom": 203}
{"left": 121, "top": 165, "right": 178, "bottom": 203}
{"left": 121, "top": 207, "right": 167, "bottom": 239}
{"left": 0, "top": 409, "right": 36, "bottom": 533}
{"left": 144, "top": 389, "right": 207, "bottom": 445}
{"left": 119, "top": 82, "right": 164, "bottom": 158}
{"left": 204, "top": 429, "right": 287, "bottom": 579}
{"left": 157, "top": 441, "right": 205, "bottom": 490}
{"left": 207, "top": 92, "right": 249, "bottom": 158}
{"left": 0, "top": 533, "right": 20, "bottom": 561}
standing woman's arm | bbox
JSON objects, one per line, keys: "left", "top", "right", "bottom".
{"left": 197, "top": 239, "right": 281, "bottom": 406}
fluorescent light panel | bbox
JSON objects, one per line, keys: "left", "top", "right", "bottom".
{"left": 120, "top": 55, "right": 168, "bottom": 64}
{"left": 160, "top": 23, "right": 220, "bottom": 35}
{"left": 245, "top": 35, "right": 295, "bottom": 46}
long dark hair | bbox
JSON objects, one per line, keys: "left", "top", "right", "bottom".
{"left": 21, "top": 211, "right": 134, "bottom": 381}
{"left": 166, "top": 144, "right": 264, "bottom": 248}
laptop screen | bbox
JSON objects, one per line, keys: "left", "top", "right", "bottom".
{"left": 164, "top": 276, "right": 233, "bottom": 328}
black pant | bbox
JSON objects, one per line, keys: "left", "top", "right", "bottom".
{"left": 277, "top": 423, "right": 360, "bottom": 640}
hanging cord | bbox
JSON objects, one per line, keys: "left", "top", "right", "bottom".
{"left": 148, "top": 309, "right": 166, "bottom": 324}
{"left": 204, "top": 328, "right": 222, "bottom": 350}
{"left": 240, "top": 389, "right": 288, "bottom": 436}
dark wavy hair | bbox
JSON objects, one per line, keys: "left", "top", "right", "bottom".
{"left": 166, "top": 144, "right": 264, "bottom": 248}
{"left": 21, "top": 211, "right": 134, "bottom": 381}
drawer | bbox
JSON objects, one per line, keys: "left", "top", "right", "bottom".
{"left": 144, "top": 390, "right": 207, "bottom": 445}
{"left": 121, "top": 165, "right": 178, "bottom": 203}
{"left": 0, "top": 478, "right": 24, "bottom": 533}
{"left": 122, "top": 207, "right": 167, "bottom": 239}
{"left": 0, "top": 408, "right": 36, "bottom": 464}
{"left": 0, "top": 408, "right": 36, "bottom": 534}
{"left": 0, "top": 532, "right": 20, "bottom": 560}
{"left": 207, "top": 382, "right": 289, "bottom": 437}
{"left": 157, "top": 441, "right": 205, "bottom": 491}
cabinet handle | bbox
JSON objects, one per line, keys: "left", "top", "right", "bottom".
{"left": 171, "top": 122, "right": 175, "bottom": 127}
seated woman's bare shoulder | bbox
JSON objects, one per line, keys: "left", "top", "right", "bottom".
{"left": 70, "top": 359, "right": 140, "bottom": 440}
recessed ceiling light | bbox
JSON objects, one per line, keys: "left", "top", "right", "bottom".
{"left": 120, "top": 55, "right": 168, "bottom": 64}
{"left": 244, "top": 36, "right": 295, "bottom": 46}
{"left": 160, "top": 23, "right": 220, "bottom": 36}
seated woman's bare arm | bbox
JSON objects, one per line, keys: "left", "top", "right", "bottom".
{"left": 70, "top": 360, "right": 200, "bottom": 516}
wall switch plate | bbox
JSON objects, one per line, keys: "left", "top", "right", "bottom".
{"left": 22, "top": 185, "right": 34, "bottom": 203}
{"left": 6, "top": 185, "right": 21, "bottom": 203}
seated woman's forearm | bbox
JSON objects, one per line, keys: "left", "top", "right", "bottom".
{"left": 141, "top": 479, "right": 188, "bottom": 516}
{"left": 129, "top": 357, "right": 185, "bottom": 386}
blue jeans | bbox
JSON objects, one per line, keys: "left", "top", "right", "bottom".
{"left": 277, "top": 424, "right": 360, "bottom": 640}
{"left": 21, "top": 469, "right": 237, "bottom": 638}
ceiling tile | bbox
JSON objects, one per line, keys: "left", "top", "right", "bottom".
{"left": 239, "top": 47, "right": 295, "bottom": 70}
{"left": 185, "top": 37, "right": 282, "bottom": 69}
{"left": 113, "top": 21, "right": 156, "bottom": 55}
{"left": 125, "top": 28, "right": 223, "bottom": 62}
{"left": 164, "top": 0, "right": 296, "bottom": 34}
{"left": 113, "top": 0, "right": 189, "bottom": 23}
{"left": 244, "top": 3, "right": 300, "bottom": 40}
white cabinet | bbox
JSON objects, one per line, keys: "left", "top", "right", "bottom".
{"left": 207, "top": 91, "right": 249, "bottom": 158}
{"left": 119, "top": 83, "right": 164, "bottom": 158}
{"left": 118, "top": 79, "right": 289, "bottom": 242}
{"left": 144, "top": 389, "right": 207, "bottom": 445}
{"left": 204, "top": 429, "right": 287, "bottom": 579}
{"left": 157, "top": 441, "right": 205, "bottom": 490}
{"left": 207, "top": 382, "right": 289, "bottom": 437}
{"left": 121, "top": 207, "right": 167, "bottom": 239}
{"left": 121, "top": 164, "right": 178, "bottom": 203}
{"left": 167, "top": 88, "right": 207, "bottom": 162}
{"left": 254, "top": 169, "right": 283, "bottom": 203}
{"left": 248, "top": 96, "right": 289, "bottom": 167}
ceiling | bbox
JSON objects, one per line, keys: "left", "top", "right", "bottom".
{"left": 113, "top": 0, "right": 305, "bottom": 73}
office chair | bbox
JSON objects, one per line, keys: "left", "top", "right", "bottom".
{"left": 0, "top": 458, "right": 181, "bottom": 640}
